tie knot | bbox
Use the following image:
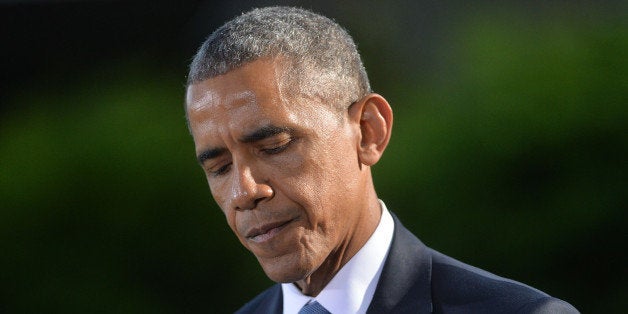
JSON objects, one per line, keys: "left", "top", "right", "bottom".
{"left": 298, "top": 300, "right": 331, "bottom": 314}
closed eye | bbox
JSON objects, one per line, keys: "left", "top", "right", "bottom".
{"left": 209, "top": 163, "right": 232, "bottom": 177}
{"left": 261, "top": 138, "right": 294, "bottom": 155}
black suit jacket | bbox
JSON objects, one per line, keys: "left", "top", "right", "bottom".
{"left": 236, "top": 214, "right": 578, "bottom": 313}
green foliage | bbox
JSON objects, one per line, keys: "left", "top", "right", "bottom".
{"left": 374, "top": 10, "right": 627, "bottom": 312}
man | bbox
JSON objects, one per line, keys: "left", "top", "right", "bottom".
{"left": 185, "top": 6, "right": 578, "bottom": 314}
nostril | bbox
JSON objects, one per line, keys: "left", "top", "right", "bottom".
{"left": 253, "top": 197, "right": 264, "bottom": 208}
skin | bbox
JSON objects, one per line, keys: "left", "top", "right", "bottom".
{"left": 185, "top": 58, "right": 393, "bottom": 296}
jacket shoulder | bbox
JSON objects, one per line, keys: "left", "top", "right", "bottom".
{"left": 519, "top": 296, "right": 580, "bottom": 314}
{"left": 235, "top": 284, "right": 282, "bottom": 314}
{"left": 430, "top": 249, "right": 578, "bottom": 313}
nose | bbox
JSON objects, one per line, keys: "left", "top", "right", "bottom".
{"left": 230, "top": 163, "right": 273, "bottom": 211}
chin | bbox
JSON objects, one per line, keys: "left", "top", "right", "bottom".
{"left": 258, "top": 255, "right": 316, "bottom": 283}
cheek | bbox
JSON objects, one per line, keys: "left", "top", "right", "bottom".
{"left": 224, "top": 211, "right": 238, "bottom": 235}
{"left": 276, "top": 159, "right": 342, "bottom": 230}
{"left": 207, "top": 181, "right": 239, "bottom": 231}
{"left": 208, "top": 177, "right": 230, "bottom": 208}
{"left": 273, "top": 155, "right": 320, "bottom": 200}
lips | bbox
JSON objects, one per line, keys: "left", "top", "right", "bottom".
{"left": 245, "top": 219, "right": 293, "bottom": 243}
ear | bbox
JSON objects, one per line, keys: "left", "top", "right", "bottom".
{"left": 348, "top": 93, "right": 393, "bottom": 166}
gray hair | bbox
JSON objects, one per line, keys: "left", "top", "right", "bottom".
{"left": 187, "top": 6, "right": 371, "bottom": 112}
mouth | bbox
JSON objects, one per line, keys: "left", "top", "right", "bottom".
{"left": 245, "top": 219, "right": 293, "bottom": 243}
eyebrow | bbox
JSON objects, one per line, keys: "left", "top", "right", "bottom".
{"left": 196, "top": 125, "right": 292, "bottom": 165}
{"left": 240, "top": 125, "right": 292, "bottom": 143}
{"left": 197, "top": 147, "right": 226, "bottom": 165}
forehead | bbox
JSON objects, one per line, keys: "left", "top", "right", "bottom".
{"left": 187, "top": 59, "right": 282, "bottom": 110}
{"left": 186, "top": 59, "right": 291, "bottom": 129}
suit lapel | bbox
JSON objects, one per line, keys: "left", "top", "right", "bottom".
{"left": 247, "top": 284, "right": 283, "bottom": 314}
{"left": 367, "top": 213, "right": 433, "bottom": 313}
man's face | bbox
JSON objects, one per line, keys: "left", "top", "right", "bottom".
{"left": 185, "top": 59, "right": 372, "bottom": 283}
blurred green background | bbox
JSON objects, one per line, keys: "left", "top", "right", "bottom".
{"left": 1, "top": 1, "right": 626, "bottom": 313}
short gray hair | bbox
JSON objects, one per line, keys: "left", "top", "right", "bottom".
{"left": 187, "top": 6, "right": 371, "bottom": 112}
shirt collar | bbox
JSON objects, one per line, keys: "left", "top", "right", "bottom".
{"left": 282, "top": 200, "right": 395, "bottom": 314}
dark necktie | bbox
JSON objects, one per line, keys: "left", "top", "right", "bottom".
{"left": 298, "top": 301, "right": 331, "bottom": 314}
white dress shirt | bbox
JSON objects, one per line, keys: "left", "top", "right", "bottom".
{"left": 281, "top": 200, "right": 395, "bottom": 314}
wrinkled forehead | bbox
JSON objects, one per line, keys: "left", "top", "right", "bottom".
{"left": 186, "top": 92, "right": 281, "bottom": 143}
{"left": 185, "top": 61, "right": 297, "bottom": 137}
{"left": 186, "top": 87, "right": 256, "bottom": 113}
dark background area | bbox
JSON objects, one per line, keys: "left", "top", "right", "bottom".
{"left": 1, "top": 0, "right": 626, "bottom": 313}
